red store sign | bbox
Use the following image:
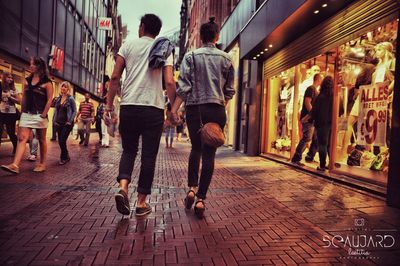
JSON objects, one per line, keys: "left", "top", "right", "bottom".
{"left": 49, "top": 45, "right": 64, "bottom": 72}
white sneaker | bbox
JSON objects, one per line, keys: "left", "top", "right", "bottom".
{"left": 27, "top": 155, "right": 37, "bottom": 161}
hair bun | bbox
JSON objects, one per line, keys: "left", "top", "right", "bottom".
{"left": 209, "top": 17, "right": 215, "bottom": 23}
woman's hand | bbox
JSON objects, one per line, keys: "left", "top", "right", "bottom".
{"left": 40, "top": 114, "right": 47, "bottom": 119}
{"left": 171, "top": 112, "right": 180, "bottom": 125}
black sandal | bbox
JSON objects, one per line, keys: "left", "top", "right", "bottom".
{"left": 184, "top": 190, "right": 195, "bottom": 209}
{"left": 194, "top": 199, "right": 205, "bottom": 219}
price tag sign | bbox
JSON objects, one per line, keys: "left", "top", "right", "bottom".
{"left": 357, "top": 82, "right": 389, "bottom": 146}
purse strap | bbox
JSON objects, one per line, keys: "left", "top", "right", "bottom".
{"left": 192, "top": 52, "right": 204, "bottom": 127}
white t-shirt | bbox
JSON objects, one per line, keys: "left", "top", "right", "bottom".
{"left": 117, "top": 36, "right": 173, "bottom": 110}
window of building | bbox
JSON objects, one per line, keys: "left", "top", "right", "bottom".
{"left": 261, "top": 18, "right": 398, "bottom": 185}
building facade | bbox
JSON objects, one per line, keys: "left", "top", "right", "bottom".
{"left": 0, "top": 0, "right": 121, "bottom": 112}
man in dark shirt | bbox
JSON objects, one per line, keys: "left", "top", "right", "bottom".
{"left": 292, "top": 73, "right": 322, "bottom": 166}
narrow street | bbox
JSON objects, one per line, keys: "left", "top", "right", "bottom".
{"left": 0, "top": 137, "right": 399, "bottom": 265}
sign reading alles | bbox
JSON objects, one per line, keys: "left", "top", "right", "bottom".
{"left": 357, "top": 82, "right": 389, "bottom": 146}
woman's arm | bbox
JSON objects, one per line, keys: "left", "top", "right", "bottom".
{"left": 41, "top": 82, "right": 54, "bottom": 118}
{"left": 68, "top": 97, "right": 77, "bottom": 124}
{"left": 9, "top": 90, "right": 22, "bottom": 105}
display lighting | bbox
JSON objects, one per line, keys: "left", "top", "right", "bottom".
{"left": 269, "top": 44, "right": 273, "bottom": 48}
{"left": 260, "top": 51, "right": 264, "bottom": 54}
{"left": 253, "top": 57, "right": 257, "bottom": 60}
{"left": 314, "top": 10, "right": 319, "bottom": 14}
{"left": 256, "top": 54, "right": 260, "bottom": 57}
{"left": 264, "top": 48, "right": 269, "bottom": 51}
{"left": 322, "top": 3, "right": 327, "bottom": 8}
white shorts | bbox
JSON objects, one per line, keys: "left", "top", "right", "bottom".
{"left": 19, "top": 112, "right": 49, "bottom": 129}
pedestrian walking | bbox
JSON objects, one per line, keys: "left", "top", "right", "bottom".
{"left": 175, "top": 111, "right": 185, "bottom": 141}
{"left": 291, "top": 73, "right": 322, "bottom": 166}
{"left": 99, "top": 97, "right": 110, "bottom": 147}
{"left": 164, "top": 102, "right": 175, "bottom": 148}
{"left": 106, "top": 14, "right": 176, "bottom": 216}
{"left": 1, "top": 57, "right": 54, "bottom": 174}
{"left": 95, "top": 100, "right": 103, "bottom": 144}
{"left": 311, "top": 76, "right": 334, "bottom": 172}
{"left": 76, "top": 93, "right": 94, "bottom": 146}
{"left": 50, "top": 93, "right": 61, "bottom": 142}
{"left": 171, "top": 18, "right": 235, "bottom": 219}
{"left": 27, "top": 129, "right": 38, "bottom": 162}
{"left": 53, "top": 81, "right": 77, "bottom": 165}
{"left": 0, "top": 71, "right": 21, "bottom": 155}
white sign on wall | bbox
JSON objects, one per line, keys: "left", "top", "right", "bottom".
{"left": 98, "top": 17, "right": 112, "bottom": 30}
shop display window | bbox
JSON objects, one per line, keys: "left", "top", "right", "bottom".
{"left": 334, "top": 19, "right": 397, "bottom": 184}
{"left": 261, "top": 18, "right": 397, "bottom": 185}
{"left": 262, "top": 67, "right": 295, "bottom": 158}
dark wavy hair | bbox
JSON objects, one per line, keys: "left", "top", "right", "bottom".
{"left": 31, "top": 56, "right": 49, "bottom": 80}
{"left": 200, "top": 17, "right": 219, "bottom": 43}
{"left": 320, "top": 76, "right": 334, "bottom": 96}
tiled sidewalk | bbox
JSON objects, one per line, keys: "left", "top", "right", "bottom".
{"left": 0, "top": 137, "right": 399, "bottom": 265}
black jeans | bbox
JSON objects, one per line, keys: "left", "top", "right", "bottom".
{"left": 95, "top": 118, "right": 102, "bottom": 141}
{"left": 56, "top": 124, "right": 73, "bottom": 160}
{"left": 186, "top": 104, "right": 226, "bottom": 200}
{"left": 316, "top": 125, "right": 331, "bottom": 168}
{"left": 117, "top": 105, "right": 164, "bottom": 195}
{"left": 0, "top": 113, "right": 18, "bottom": 153}
{"left": 292, "top": 122, "right": 318, "bottom": 162}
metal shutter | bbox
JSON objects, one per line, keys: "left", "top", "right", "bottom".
{"left": 263, "top": 0, "right": 399, "bottom": 79}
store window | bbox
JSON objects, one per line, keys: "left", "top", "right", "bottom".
{"left": 261, "top": 18, "right": 397, "bottom": 185}
{"left": 333, "top": 19, "right": 397, "bottom": 184}
{"left": 262, "top": 67, "right": 295, "bottom": 158}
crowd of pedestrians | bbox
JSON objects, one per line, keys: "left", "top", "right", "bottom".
{"left": 0, "top": 14, "right": 235, "bottom": 221}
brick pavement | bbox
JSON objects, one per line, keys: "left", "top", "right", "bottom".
{"left": 0, "top": 136, "right": 399, "bottom": 265}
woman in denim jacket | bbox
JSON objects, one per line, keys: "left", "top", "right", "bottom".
{"left": 171, "top": 18, "right": 235, "bottom": 219}
{"left": 53, "top": 81, "right": 77, "bottom": 165}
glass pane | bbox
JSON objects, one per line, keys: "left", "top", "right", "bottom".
{"left": 263, "top": 67, "right": 295, "bottom": 158}
{"left": 334, "top": 19, "right": 398, "bottom": 185}
{"left": 55, "top": 1, "right": 66, "bottom": 48}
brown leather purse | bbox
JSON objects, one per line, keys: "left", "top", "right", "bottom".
{"left": 192, "top": 52, "right": 225, "bottom": 148}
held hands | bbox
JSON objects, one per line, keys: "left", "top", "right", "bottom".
{"left": 170, "top": 112, "right": 181, "bottom": 126}
{"left": 103, "top": 110, "right": 118, "bottom": 127}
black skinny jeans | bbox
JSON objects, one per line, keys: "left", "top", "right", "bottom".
{"left": 316, "top": 125, "right": 331, "bottom": 168}
{"left": 186, "top": 103, "right": 226, "bottom": 200}
{"left": 0, "top": 113, "right": 18, "bottom": 152}
{"left": 56, "top": 124, "right": 73, "bottom": 160}
{"left": 117, "top": 105, "right": 164, "bottom": 195}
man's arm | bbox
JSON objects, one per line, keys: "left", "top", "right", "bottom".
{"left": 163, "top": 65, "right": 176, "bottom": 104}
{"left": 304, "top": 97, "right": 313, "bottom": 112}
{"left": 107, "top": 55, "right": 125, "bottom": 111}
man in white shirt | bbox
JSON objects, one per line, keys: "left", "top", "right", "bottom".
{"left": 106, "top": 14, "right": 176, "bottom": 216}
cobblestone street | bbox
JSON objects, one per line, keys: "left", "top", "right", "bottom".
{"left": 0, "top": 137, "right": 399, "bottom": 265}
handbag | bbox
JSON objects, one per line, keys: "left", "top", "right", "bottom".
{"left": 347, "top": 148, "right": 363, "bottom": 166}
{"left": 192, "top": 52, "right": 225, "bottom": 148}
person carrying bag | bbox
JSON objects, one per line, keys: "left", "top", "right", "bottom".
{"left": 171, "top": 17, "right": 235, "bottom": 219}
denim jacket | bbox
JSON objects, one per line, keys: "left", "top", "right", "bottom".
{"left": 53, "top": 95, "right": 77, "bottom": 124}
{"left": 177, "top": 43, "right": 235, "bottom": 106}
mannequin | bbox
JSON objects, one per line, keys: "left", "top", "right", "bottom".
{"left": 341, "top": 41, "right": 395, "bottom": 158}
{"left": 372, "top": 42, "right": 395, "bottom": 147}
{"left": 340, "top": 64, "right": 374, "bottom": 159}
{"left": 278, "top": 72, "right": 294, "bottom": 137}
